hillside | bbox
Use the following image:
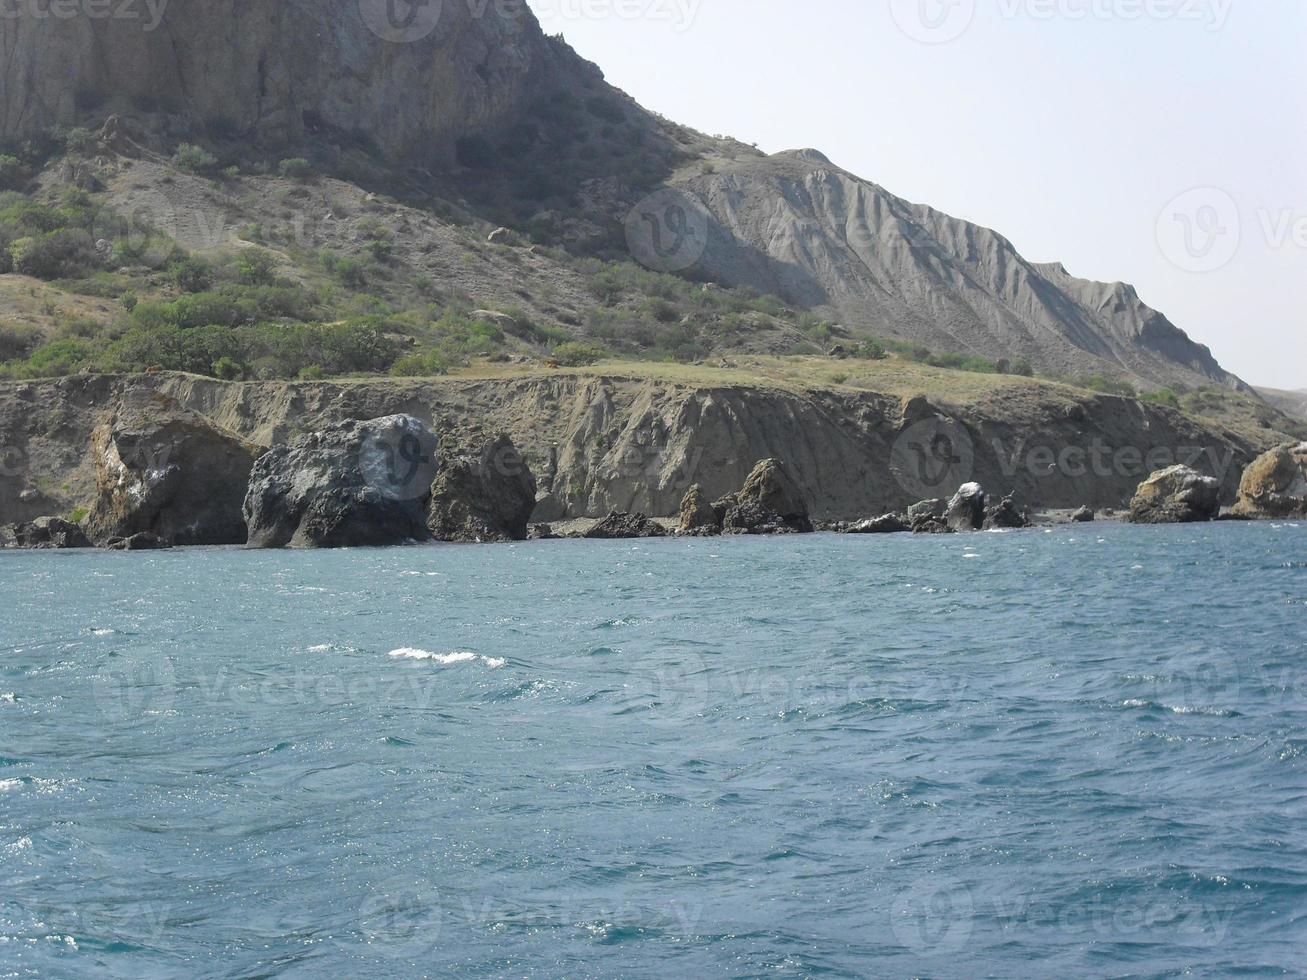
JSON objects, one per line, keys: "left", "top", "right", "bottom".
{"left": 0, "top": 0, "right": 1274, "bottom": 399}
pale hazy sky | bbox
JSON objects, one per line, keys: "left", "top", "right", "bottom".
{"left": 526, "top": 0, "right": 1306, "bottom": 389}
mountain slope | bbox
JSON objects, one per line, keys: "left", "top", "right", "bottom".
{"left": 676, "top": 149, "right": 1242, "bottom": 391}
{"left": 0, "top": 0, "right": 1254, "bottom": 393}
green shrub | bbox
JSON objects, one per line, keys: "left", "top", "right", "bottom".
{"left": 552, "top": 341, "right": 607, "bottom": 366}
{"left": 9, "top": 230, "right": 101, "bottom": 279}
{"left": 169, "top": 257, "right": 213, "bottom": 293}
{"left": 277, "top": 158, "right": 314, "bottom": 181}
{"left": 390, "top": 350, "right": 452, "bottom": 377}
{"left": 211, "top": 356, "right": 246, "bottom": 380}
{"left": 0, "top": 155, "right": 27, "bottom": 191}
{"left": 234, "top": 248, "right": 277, "bottom": 286}
{"left": 0, "top": 322, "right": 40, "bottom": 361}
{"left": 172, "top": 143, "right": 219, "bottom": 173}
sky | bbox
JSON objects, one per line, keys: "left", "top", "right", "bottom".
{"left": 525, "top": 0, "right": 1306, "bottom": 389}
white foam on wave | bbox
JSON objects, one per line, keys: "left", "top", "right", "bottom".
{"left": 0, "top": 693, "right": 16, "bottom": 704}
{"left": 388, "top": 648, "right": 506, "bottom": 668}
{"left": 90, "top": 628, "right": 115, "bottom": 637}
{"left": 0, "top": 779, "right": 22, "bottom": 793}
{"left": 307, "top": 644, "right": 332, "bottom": 653}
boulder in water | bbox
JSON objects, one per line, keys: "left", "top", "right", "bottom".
{"left": 427, "top": 434, "right": 536, "bottom": 543}
{"left": 846, "top": 513, "right": 911, "bottom": 534}
{"left": 105, "top": 531, "right": 171, "bottom": 551}
{"left": 946, "top": 483, "right": 987, "bottom": 532}
{"left": 713, "top": 458, "right": 813, "bottom": 535}
{"left": 244, "top": 415, "right": 439, "bottom": 549}
{"left": 1071, "top": 506, "right": 1096, "bottom": 523}
{"left": 1231, "top": 442, "right": 1307, "bottom": 520}
{"left": 983, "top": 494, "right": 1031, "bottom": 530}
{"left": 1127, "top": 465, "right": 1220, "bottom": 524}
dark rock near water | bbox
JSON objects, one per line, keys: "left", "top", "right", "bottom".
{"left": 946, "top": 483, "right": 987, "bottom": 532}
{"left": 585, "top": 511, "right": 668, "bottom": 539}
{"left": 86, "top": 391, "right": 261, "bottom": 547}
{"left": 983, "top": 494, "right": 1031, "bottom": 530}
{"left": 1232, "top": 442, "right": 1307, "bottom": 520}
{"left": 1, "top": 516, "right": 92, "bottom": 549}
{"left": 244, "top": 415, "right": 439, "bottom": 549}
{"left": 528, "top": 523, "right": 558, "bottom": 540}
{"left": 1128, "top": 465, "right": 1220, "bottom": 524}
{"left": 428, "top": 434, "right": 536, "bottom": 543}
{"left": 1071, "top": 506, "right": 1096, "bottom": 523}
{"left": 712, "top": 458, "right": 813, "bottom": 535}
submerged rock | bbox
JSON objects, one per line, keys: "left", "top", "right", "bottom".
{"left": 946, "top": 483, "right": 987, "bottom": 532}
{"left": 0, "top": 517, "right": 92, "bottom": 549}
{"left": 846, "top": 513, "right": 911, "bottom": 534}
{"left": 1128, "top": 465, "right": 1220, "bottom": 524}
{"left": 1232, "top": 442, "right": 1307, "bottom": 520}
{"left": 86, "top": 391, "right": 260, "bottom": 547}
{"left": 428, "top": 434, "right": 536, "bottom": 543}
{"left": 244, "top": 415, "right": 439, "bottom": 549}
{"left": 105, "top": 531, "right": 171, "bottom": 551}
{"left": 584, "top": 511, "right": 668, "bottom": 539}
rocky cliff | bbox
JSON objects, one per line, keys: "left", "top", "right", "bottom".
{"left": 0, "top": 0, "right": 560, "bottom": 164}
{"left": 0, "top": 369, "right": 1281, "bottom": 526}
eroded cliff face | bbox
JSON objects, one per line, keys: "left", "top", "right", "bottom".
{"left": 0, "top": 372, "right": 1270, "bottom": 526}
{"left": 0, "top": 0, "right": 556, "bottom": 162}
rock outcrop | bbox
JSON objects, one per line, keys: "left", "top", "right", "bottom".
{"left": 1071, "top": 506, "right": 1096, "bottom": 523}
{"left": 1128, "top": 466, "right": 1221, "bottom": 524}
{"left": 244, "top": 415, "right": 438, "bottom": 549}
{"left": 86, "top": 392, "right": 259, "bottom": 546}
{"left": 0, "top": 517, "right": 92, "bottom": 549}
{"left": 946, "top": 483, "right": 988, "bottom": 532}
{"left": 714, "top": 459, "right": 813, "bottom": 535}
{"left": 983, "top": 494, "right": 1032, "bottom": 530}
{"left": 105, "top": 532, "right": 171, "bottom": 551}
{"left": 584, "top": 512, "right": 668, "bottom": 539}
{"left": 428, "top": 434, "right": 536, "bottom": 543}
{"left": 676, "top": 484, "right": 719, "bottom": 536}
{"left": 1231, "top": 443, "right": 1307, "bottom": 520}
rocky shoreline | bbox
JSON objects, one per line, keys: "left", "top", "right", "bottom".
{"left": 0, "top": 373, "right": 1303, "bottom": 551}
{"left": 1, "top": 383, "right": 1302, "bottom": 551}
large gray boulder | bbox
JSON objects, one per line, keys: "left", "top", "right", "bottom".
{"left": 244, "top": 416, "right": 439, "bottom": 549}
{"left": 846, "top": 513, "right": 911, "bottom": 535}
{"left": 86, "top": 391, "right": 260, "bottom": 547}
{"left": 585, "top": 511, "right": 668, "bottom": 539}
{"left": 1231, "top": 443, "right": 1307, "bottom": 520}
{"left": 1128, "top": 465, "right": 1220, "bottom": 524}
{"left": 946, "top": 483, "right": 987, "bottom": 532}
{"left": 427, "top": 434, "right": 537, "bottom": 543}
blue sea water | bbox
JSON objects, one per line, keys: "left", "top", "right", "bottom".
{"left": 1, "top": 523, "right": 1305, "bottom": 978}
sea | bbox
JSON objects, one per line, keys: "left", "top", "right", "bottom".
{"left": 1, "top": 522, "right": 1304, "bottom": 978}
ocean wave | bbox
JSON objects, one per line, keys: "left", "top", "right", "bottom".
{"left": 1122, "top": 698, "right": 1237, "bottom": 717}
{"left": 388, "top": 649, "right": 505, "bottom": 668}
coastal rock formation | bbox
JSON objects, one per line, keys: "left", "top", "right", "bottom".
{"left": 86, "top": 392, "right": 259, "bottom": 546}
{"left": 584, "top": 512, "right": 668, "bottom": 539}
{"left": 846, "top": 514, "right": 911, "bottom": 534}
{"left": 946, "top": 483, "right": 988, "bottom": 532}
{"left": 0, "top": 517, "right": 92, "bottom": 549}
{"left": 714, "top": 459, "right": 813, "bottom": 535}
{"left": 1232, "top": 443, "right": 1307, "bottom": 519}
{"left": 1071, "top": 506, "right": 1096, "bottom": 523}
{"left": 983, "top": 494, "right": 1032, "bottom": 530}
{"left": 676, "top": 484, "right": 720, "bottom": 536}
{"left": 428, "top": 434, "right": 536, "bottom": 543}
{"left": 244, "top": 415, "right": 438, "bottom": 549}
{"left": 1128, "top": 466, "right": 1221, "bottom": 524}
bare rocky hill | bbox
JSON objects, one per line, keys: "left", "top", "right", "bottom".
{"left": 1257, "top": 388, "right": 1307, "bottom": 424}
